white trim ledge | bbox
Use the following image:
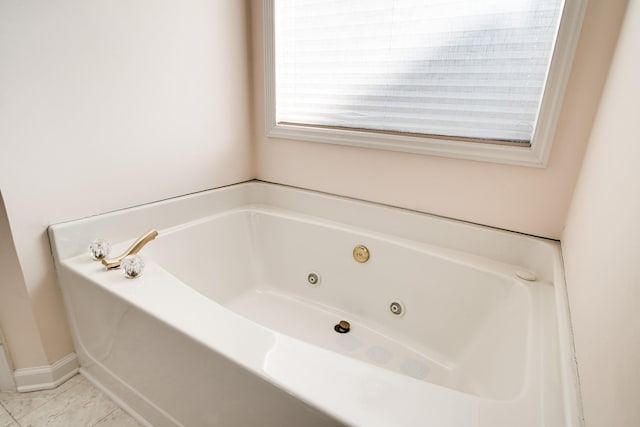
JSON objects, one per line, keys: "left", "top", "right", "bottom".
{"left": 13, "top": 353, "right": 79, "bottom": 393}
{"left": 267, "top": 123, "right": 547, "bottom": 167}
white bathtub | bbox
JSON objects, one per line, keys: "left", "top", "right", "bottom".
{"left": 48, "top": 181, "right": 582, "bottom": 427}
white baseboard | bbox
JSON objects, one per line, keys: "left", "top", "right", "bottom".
{"left": 13, "top": 353, "right": 79, "bottom": 392}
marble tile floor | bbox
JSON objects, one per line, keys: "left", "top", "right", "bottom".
{"left": 0, "top": 374, "right": 140, "bottom": 427}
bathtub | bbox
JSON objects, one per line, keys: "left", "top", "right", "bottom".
{"left": 48, "top": 181, "right": 581, "bottom": 427}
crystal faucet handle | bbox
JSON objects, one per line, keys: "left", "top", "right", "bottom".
{"left": 89, "top": 239, "right": 111, "bottom": 260}
{"left": 122, "top": 254, "right": 145, "bottom": 279}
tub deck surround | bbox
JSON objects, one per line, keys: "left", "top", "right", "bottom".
{"left": 48, "top": 181, "right": 581, "bottom": 427}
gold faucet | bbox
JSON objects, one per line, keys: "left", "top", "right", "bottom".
{"left": 101, "top": 229, "right": 158, "bottom": 269}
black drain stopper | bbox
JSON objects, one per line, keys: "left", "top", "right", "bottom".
{"left": 334, "top": 320, "right": 351, "bottom": 333}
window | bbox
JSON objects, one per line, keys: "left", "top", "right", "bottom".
{"left": 264, "top": 0, "right": 586, "bottom": 167}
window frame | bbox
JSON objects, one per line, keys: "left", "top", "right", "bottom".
{"left": 263, "top": 0, "right": 587, "bottom": 168}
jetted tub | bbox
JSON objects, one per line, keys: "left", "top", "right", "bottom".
{"left": 49, "top": 182, "right": 582, "bottom": 427}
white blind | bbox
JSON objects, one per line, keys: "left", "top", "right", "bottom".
{"left": 275, "top": 0, "right": 564, "bottom": 144}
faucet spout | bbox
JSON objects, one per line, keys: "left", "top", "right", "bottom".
{"left": 101, "top": 229, "right": 158, "bottom": 269}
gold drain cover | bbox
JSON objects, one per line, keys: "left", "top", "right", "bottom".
{"left": 353, "top": 245, "right": 370, "bottom": 263}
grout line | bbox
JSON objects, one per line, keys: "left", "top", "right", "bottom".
{"left": 90, "top": 407, "right": 118, "bottom": 427}
{"left": 0, "top": 399, "right": 18, "bottom": 426}
{"left": 2, "top": 375, "right": 82, "bottom": 424}
{"left": 3, "top": 375, "right": 137, "bottom": 427}
{"left": 18, "top": 379, "right": 87, "bottom": 424}
{"left": 0, "top": 401, "right": 20, "bottom": 427}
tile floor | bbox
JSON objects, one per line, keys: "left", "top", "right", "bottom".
{"left": 0, "top": 374, "right": 140, "bottom": 427}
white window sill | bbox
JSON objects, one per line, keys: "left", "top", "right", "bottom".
{"left": 267, "top": 122, "right": 550, "bottom": 168}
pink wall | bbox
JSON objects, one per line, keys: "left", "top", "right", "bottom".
{"left": 0, "top": 193, "right": 47, "bottom": 368}
{"left": 0, "top": 0, "right": 253, "bottom": 368}
{"left": 562, "top": 0, "right": 640, "bottom": 424}
{"left": 251, "top": 0, "right": 628, "bottom": 239}
{"left": 0, "top": 9, "right": 634, "bottom": 419}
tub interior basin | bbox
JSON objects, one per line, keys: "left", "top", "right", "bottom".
{"left": 144, "top": 207, "right": 531, "bottom": 400}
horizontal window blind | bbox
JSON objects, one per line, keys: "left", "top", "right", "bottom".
{"left": 275, "top": 0, "right": 564, "bottom": 144}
